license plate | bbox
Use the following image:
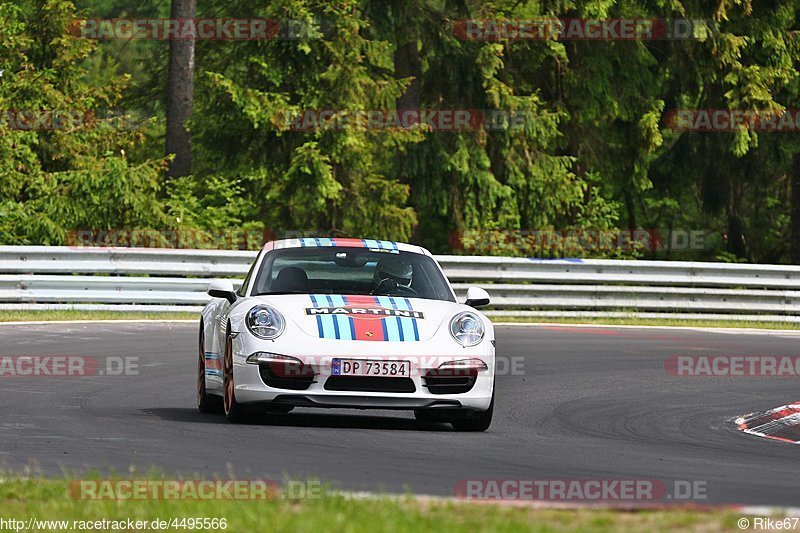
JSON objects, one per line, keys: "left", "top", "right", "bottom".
{"left": 331, "top": 358, "right": 411, "bottom": 377}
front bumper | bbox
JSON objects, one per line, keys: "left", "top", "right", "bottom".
{"left": 226, "top": 334, "right": 495, "bottom": 412}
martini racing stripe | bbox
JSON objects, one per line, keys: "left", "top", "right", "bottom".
{"left": 298, "top": 237, "right": 336, "bottom": 247}
{"left": 329, "top": 295, "right": 353, "bottom": 341}
{"left": 297, "top": 237, "right": 398, "bottom": 250}
{"left": 204, "top": 353, "right": 222, "bottom": 377}
{"left": 310, "top": 294, "right": 347, "bottom": 340}
{"left": 375, "top": 296, "right": 419, "bottom": 342}
{"left": 350, "top": 312, "right": 386, "bottom": 341}
{"left": 361, "top": 238, "right": 398, "bottom": 250}
{"left": 308, "top": 294, "right": 419, "bottom": 341}
{"left": 343, "top": 295, "right": 388, "bottom": 342}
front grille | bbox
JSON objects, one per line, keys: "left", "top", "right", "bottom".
{"left": 324, "top": 376, "right": 416, "bottom": 393}
{"left": 422, "top": 368, "right": 478, "bottom": 394}
{"left": 258, "top": 362, "right": 316, "bottom": 391}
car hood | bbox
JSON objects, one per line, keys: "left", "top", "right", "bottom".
{"left": 244, "top": 294, "right": 464, "bottom": 342}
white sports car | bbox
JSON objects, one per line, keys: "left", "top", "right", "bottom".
{"left": 198, "top": 238, "right": 495, "bottom": 431}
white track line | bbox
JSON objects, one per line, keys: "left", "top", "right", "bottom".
{"left": 493, "top": 322, "right": 800, "bottom": 335}
{"left": 340, "top": 490, "right": 800, "bottom": 514}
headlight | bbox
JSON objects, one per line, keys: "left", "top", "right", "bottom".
{"left": 246, "top": 305, "right": 285, "bottom": 340}
{"left": 450, "top": 311, "right": 485, "bottom": 346}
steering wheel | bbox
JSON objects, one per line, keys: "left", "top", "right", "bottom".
{"left": 371, "top": 278, "right": 418, "bottom": 296}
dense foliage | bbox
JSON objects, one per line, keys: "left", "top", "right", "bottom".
{"left": 2, "top": 0, "right": 800, "bottom": 261}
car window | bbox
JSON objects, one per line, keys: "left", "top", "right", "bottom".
{"left": 236, "top": 250, "right": 260, "bottom": 297}
{"left": 251, "top": 247, "right": 455, "bottom": 302}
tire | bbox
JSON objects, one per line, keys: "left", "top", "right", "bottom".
{"left": 265, "top": 404, "right": 294, "bottom": 414}
{"left": 197, "top": 324, "right": 222, "bottom": 414}
{"left": 414, "top": 409, "right": 447, "bottom": 424}
{"left": 223, "top": 329, "right": 257, "bottom": 423}
{"left": 451, "top": 392, "right": 494, "bottom": 432}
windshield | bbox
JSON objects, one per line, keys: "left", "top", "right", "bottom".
{"left": 251, "top": 248, "right": 455, "bottom": 302}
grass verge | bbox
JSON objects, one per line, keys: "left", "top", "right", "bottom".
{"left": 0, "top": 475, "right": 749, "bottom": 532}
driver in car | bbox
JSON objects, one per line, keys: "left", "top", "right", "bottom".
{"left": 372, "top": 258, "right": 414, "bottom": 295}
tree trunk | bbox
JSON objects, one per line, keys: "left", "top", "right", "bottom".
{"left": 727, "top": 182, "right": 747, "bottom": 260}
{"left": 165, "top": 0, "right": 196, "bottom": 179}
{"left": 394, "top": 40, "right": 421, "bottom": 111}
{"left": 791, "top": 153, "right": 800, "bottom": 263}
{"left": 392, "top": 8, "right": 421, "bottom": 241}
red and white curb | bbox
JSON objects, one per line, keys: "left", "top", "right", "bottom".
{"left": 736, "top": 402, "right": 800, "bottom": 445}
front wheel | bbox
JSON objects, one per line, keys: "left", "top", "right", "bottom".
{"left": 265, "top": 404, "right": 294, "bottom": 414}
{"left": 223, "top": 331, "right": 255, "bottom": 423}
{"left": 414, "top": 409, "right": 448, "bottom": 424}
{"left": 451, "top": 393, "right": 494, "bottom": 432}
{"left": 197, "top": 325, "right": 222, "bottom": 414}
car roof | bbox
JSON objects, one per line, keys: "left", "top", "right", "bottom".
{"left": 263, "top": 238, "right": 432, "bottom": 256}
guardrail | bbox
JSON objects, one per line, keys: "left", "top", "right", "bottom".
{"left": 2, "top": 246, "right": 800, "bottom": 322}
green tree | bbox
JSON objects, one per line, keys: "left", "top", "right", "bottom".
{"left": 0, "top": 0, "right": 167, "bottom": 244}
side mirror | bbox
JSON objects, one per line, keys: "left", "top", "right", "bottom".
{"left": 208, "top": 280, "right": 237, "bottom": 304}
{"left": 464, "top": 286, "right": 490, "bottom": 308}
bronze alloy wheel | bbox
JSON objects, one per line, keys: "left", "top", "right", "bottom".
{"left": 197, "top": 325, "right": 221, "bottom": 414}
{"left": 222, "top": 332, "right": 252, "bottom": 422}
{"left": 223, "top": 334, "right": 234, "bottom": 416}
{"left": 197, "top": 328, "right": 205, "bottom": 407}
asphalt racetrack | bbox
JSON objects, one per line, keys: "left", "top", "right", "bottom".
{"left": 1, "top": 322, "right": 798, "bottom": 506}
